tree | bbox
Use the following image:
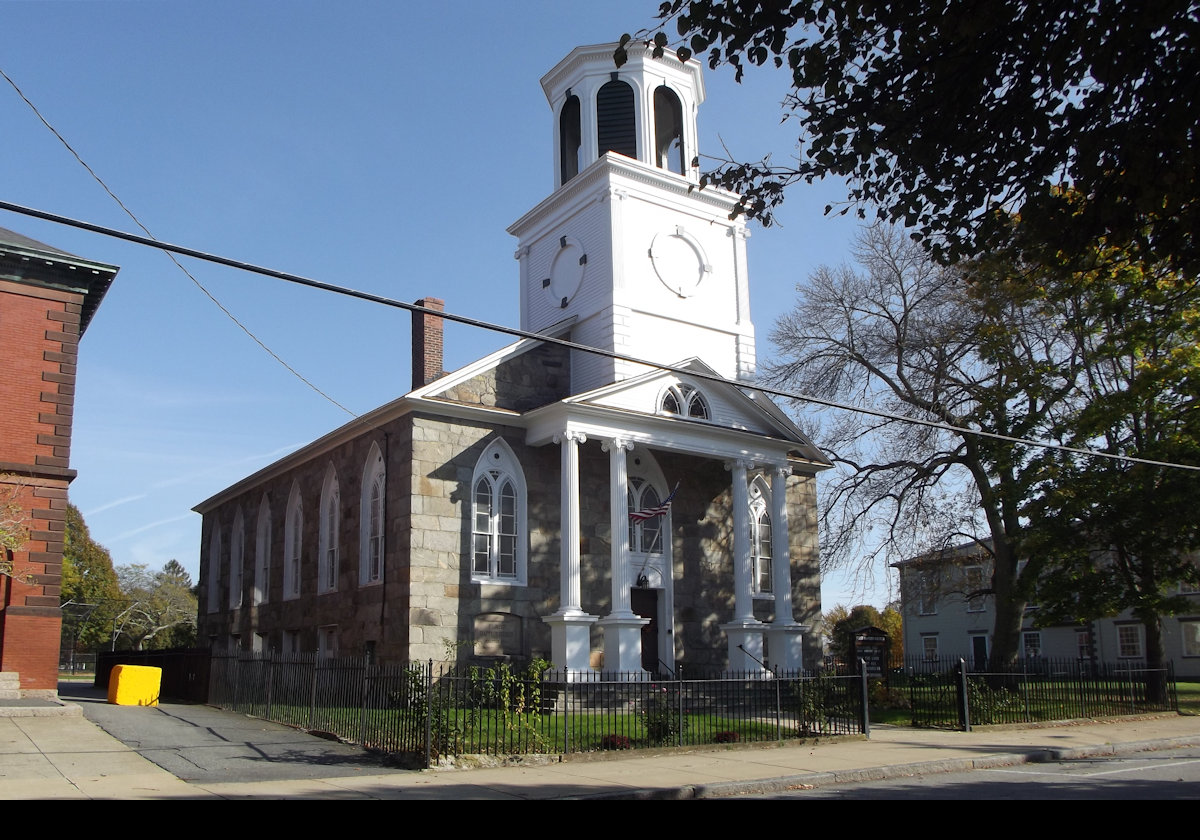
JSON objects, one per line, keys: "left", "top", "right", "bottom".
{"left": 0, "top": 475, "right": 31, "bottom": 582}
{"left": 823, "top": 603, "right": 902, "bottom": 665}
{"left": 1025, "top": 252, "right": 1200, "bottom": 689}
{"left": 112, "top": 560, "right": 198, "bottom": 651}
{"left": 61, "top": 503, "right": 123, "bottom": 653}
{"left": 620, "top": 2, "right": 1200, "bottom": 273}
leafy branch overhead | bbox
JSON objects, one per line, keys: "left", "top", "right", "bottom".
{"left": 619, "top": 1, "right": 1200, "bottom": 272}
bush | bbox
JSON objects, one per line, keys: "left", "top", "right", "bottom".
{"left": 599, "top": 734, "right": 632, "bottom": 750}
{"left": 714, "top": 730, "right": 740, "bottom": 743}
{"left": 641, "top": 685, "right": 688, "bottom": 746}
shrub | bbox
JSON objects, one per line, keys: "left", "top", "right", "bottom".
{"left": 599, "top": 734, "right": 632, "bottom": 750}
{"left": 641, "top": 685, "right": 688, "bottom": 746}
{"left": 714, "top": 730, "right": 740, "bottom": 743}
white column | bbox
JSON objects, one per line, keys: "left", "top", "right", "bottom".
{"left": 555, "top": 430, "right": 586, "bottom": 615}
{"left": 721, "top": 458, "right": 765, "bottom": 674}
{"left": 543, "top": 430, "right": 596, "bottom": 680}
{"left": 730, "top": 459, "right": 753, "bottom": 622}
{"left": 771, "top": 466, "right": 794, "bottom": 623}
{"left": 598, "top": 437, "right": 649, "bottom": 677}
{"left": 765, "top": 464, "right": 807, "bottom": 673}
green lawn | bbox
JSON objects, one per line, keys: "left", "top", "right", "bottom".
{"left": 1177, "top": 682, "right": 1200, "bottom": 715}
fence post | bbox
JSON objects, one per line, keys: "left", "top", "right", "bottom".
{"left": 358, "top": 658, "right": 369, "bottom": 748}
{"left": 265, "top": 650, "right": 274, "bottom": 720}
{"left": 957, "top": 658, "right": 972, "bottom": 732}
{"left": 677, "top": 676, "right": 684, "bottom": 747}
{"left": 424, "top": 659, "right": 433, "bottom": 771}
{"left": 775, "top": 669, "right": 783, "bottom": 742}
{"left": 859, "top": 660, "right": 871, "bottom": 738}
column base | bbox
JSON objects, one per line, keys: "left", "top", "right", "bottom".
{"left": 597, "top": 614, "right": 650, "bottom": 677}
{"left": 764, "top": 623, "right": 810, "bottom": 674}
{"left": 542, "top": 612, "right": 598, "bottom": 680}
{"left": 720, "top": 620, "right": 768, "bottom": 676}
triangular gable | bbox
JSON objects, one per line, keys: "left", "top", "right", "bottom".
{"left": 564, "top": 357, "right": 828, "bottom": 464}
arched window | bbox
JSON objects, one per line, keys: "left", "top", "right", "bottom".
{"left": 660, "top": 383, "right": 709, "bottom": 420}
{"left": 319, "top": 465, "right": 340, "bottom": 594}
{"left": 653, "top": 85, "right": 685, "bottom": 174}
{"left": 254, "top": 494, "right": 271, "bottom": 605}
{"left": 229, "top": 508, "right": 244, "bottom": 609}
{"left": 628, "top": 476, "right": 665, "bottom": 555}
{"left": 206, "top": 522, "right": 222, "bottom": 614}
{"left": 471, "top": 439, "right": 527, "bottom": 585}
{"left": 283, "top": 482, "right": 303, "bottom": 601}
{"left": 597, "top": 79, "right": 637, "bottom": 160}
{"left": 749, "top": 477, "right": 773, "bottom": 597}
{"left": 360, "top": 443, "right": 386, "bottom": 586}
{"left": 559, "top": 94, "right": 581, "bottom": 185}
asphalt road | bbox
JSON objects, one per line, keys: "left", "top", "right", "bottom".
{"left": 60, "top": 683, "right": 416, "bottom": 784}
{"left": 728, "top": 746, "right": 1200, "bottom": 800}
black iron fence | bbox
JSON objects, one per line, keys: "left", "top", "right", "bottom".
{"left": 898, "top": 656, "right": 1178, "bottom": 729}
{"left": 207, "top": 654, "right": 867, "bottom": 767}
{"left": 95, "top": 648, "right": 212, "bottom": 702}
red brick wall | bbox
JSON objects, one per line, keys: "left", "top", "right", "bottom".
{"left": 0, "top": 278, "right": 83, "bottom": 691}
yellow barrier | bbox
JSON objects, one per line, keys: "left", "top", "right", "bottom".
{"left": 107, "top": 664, "right": 162, "bottom": 706}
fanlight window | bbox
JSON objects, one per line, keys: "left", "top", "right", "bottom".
{"left": 660, "top": 384, "right": 709, "bottom": 420}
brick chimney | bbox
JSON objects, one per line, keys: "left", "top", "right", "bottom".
{"left": 411, "top": 297, "right": 445, "bottom": 390}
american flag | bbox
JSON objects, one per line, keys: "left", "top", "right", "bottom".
{"left": 629, "top": 482, "right": 679, "bottom": 521}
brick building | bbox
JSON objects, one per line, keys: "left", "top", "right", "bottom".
{"left": 194, "top": 43, "right": 830, "bottom": 677}
{"left": 0, "top": 227, "right": 116, "bottom": 695}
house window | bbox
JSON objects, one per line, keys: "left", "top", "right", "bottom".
{"left": 206, "top": 522, "right": 222, "bottom": 614}
{"left": 1181, "top": 621, "right": 1200, "bottom": 657}
{"left": 229, "top": 509, "right": 244, "bottom": 609}
{"left": 254, "top": 494, "right": 271, "bottom": 606}
{"left": 1023, "top": 631, "right": 1042, "bottom": 659}
{"left": 748, "top": 477, "right": 772, "bottom": 597}
{"left": 282, "top": 629, "right": 300, "bottom": 656}
{"left": 653, "top": 85, "right": 685, "bottom": 174}
{"left": 471, "top": 439, "right": 527, "bottom": 585}
{"left": 660, "top": 383, "right": 709, "bottom": 420}
{"left": 253, "top": 632, "right": 267, "bottom": 655}
{"left": 965, "top": 565, "right": 985, "bottom": 612}
{"left": 318, "top": 465, "right": 340, "bottom": 594}
{"left": 229, "top": 634, "right": 241, "bottom": 654}
{"left": 1118, "top": 624, "right": 1143, "bottom": 659}
{"left": 360, "top": 443, "right": 385, "bottom": 586}
{"left": 318, "top": 626, "right": 338, "bottom": 660}
{"left": 283, "top": 482, "right": 303, "bottom": 601}
{"left": 922, "top": 635, "right": 939, "bottom": 662}
{"left": 1076, "top": 630, "right": 1092, "bottom": 661}
{"left": 917, "top": 572, "right": 936, "bottom": 616}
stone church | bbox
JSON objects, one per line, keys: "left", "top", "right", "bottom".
{"left": 195, "top": 43, "right": 829, "bottom": 677}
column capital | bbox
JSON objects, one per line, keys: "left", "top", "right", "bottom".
{"left": 724, "top": 458, "right": 754, "bottom": 473}
{"left": 601, "top": 437, "right": 635, "bottom": 454}
{"left": 772, "top": 463, "right": 792, "bottom": 479}
{"left": 553, "top": 430, "right": 587, "bottom": 446}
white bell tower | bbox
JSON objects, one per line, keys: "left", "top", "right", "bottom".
{"left": 508, "top": 43, "right": 757, "bottom": 394}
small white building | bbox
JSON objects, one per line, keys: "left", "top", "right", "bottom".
{"left": 893, "top": 542, "right": 1200, "bottom": 679}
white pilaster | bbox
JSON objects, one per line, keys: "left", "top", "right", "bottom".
{"left": 722, "top": 458, "right": 765, "bottom": 674}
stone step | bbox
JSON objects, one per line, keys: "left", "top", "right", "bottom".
{"left": 0, "top": 671, "right": 21, "bottom": 699}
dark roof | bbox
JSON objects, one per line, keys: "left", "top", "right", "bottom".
{"left": 0, "top": 226, "right": 118, "bottom": 335}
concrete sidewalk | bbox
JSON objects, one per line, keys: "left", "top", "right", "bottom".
{"left": 3, "top": 692, "right": 1198, "bottom": 799}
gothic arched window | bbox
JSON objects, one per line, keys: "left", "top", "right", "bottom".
{"left": 283, "top": 482, "right": 303, "bottom": 601}
{"left": 230, "top": 508, "right": 244, "bottom": 609}
{"left": 471, "top": 439, "right": 527, "bottom": 585}
{"left": 319, "top": 466, "right": 340, "bottom": 594}
{"left": 559, "top": 94, "right": 582, "bottom": 185}
{"left": 749, "top": 477, "right": 773, "bottom": 597}
{"left": 254, "top": 494, "right": 271, "bottom": 605}
{"left": 360, "top": 443, "right": 386, "bottom": 586}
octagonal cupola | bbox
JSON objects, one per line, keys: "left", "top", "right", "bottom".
{"left": 542, "top": 42, "right": 705, "bottom": 189}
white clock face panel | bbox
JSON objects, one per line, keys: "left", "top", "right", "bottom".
{"left": 649, "top": 228, "right": 709, "bottom": 297}
{"left": 544, "top": 237, "right": 587, "bottom": 309}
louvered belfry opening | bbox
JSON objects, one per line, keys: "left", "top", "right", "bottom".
{"left": 559, "top": 94, "right": 582, "bottom": 185}
{"left": 596, "top": 78, "right": 637, "bottom": 161}
{"left": 654, "top": 85, "right": 685, "bottom": 174}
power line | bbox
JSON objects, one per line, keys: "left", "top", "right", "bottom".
{"left": 2, "top": 199, "right": 1196, "bottom": 474}
{"left": 0, "top": 66, "right": 356, "bottom": 418}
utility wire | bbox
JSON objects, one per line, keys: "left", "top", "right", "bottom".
{"left": 2, "top": 199, "right": 1197, "bottom": 474}
{"left": 0, "top": 66, "right": 357, "bottom": 418}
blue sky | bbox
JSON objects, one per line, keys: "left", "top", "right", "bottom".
{"left": 2, "top": 1, "right": 891, "bottom": 609}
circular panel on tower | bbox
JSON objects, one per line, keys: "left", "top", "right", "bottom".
{"left": 546, "top": 238, "right": 587, "bottom": 308}
{"left": 649, "top": 228, "right": 710, "bottom": 298}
